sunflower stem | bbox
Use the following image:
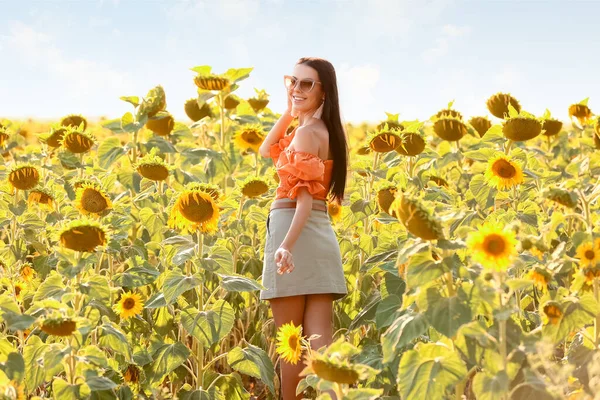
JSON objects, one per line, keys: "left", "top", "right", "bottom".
{"left": 195, "top": 230, "right": 205, "bottom": 389}
{"left": 504, "top": 140, "right": 513, "bottom": 155}
{"left": 333, "top": 382, "right": 344, "bottom": 400}
{"left": 132, "top": 129, "right": 139, "bottom": 167}
{"left": 79, "top": 153, "right": 84, "bottom": 178}
{"left": 237, "top": 196, "right": 245, "bottom": 220}
{"left": 594, "top": 279, "right": 600, "bottom": 347}
{"left": 495, "top": 271, "right": 508, "bottom": 382}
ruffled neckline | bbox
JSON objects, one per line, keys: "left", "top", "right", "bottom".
{"left": 283, "top": 127, "right": 334, "bottom": 164}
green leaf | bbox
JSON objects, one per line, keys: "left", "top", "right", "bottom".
{"left": 98, "top": 317, "right": 132, "bottom": 361}
{"left": 463, "top": 148, "right": 498, "bottom": 162}
{"left": 24, "top": 336, "right": 49, "bottom": 392}
{"left": 506, "top": 279, "right": 532, "bottom": 292}
{"left": 0, "top": 352, "right": 25, "bottom": 382}
{"left": 79, "top": 275, "right": 111, "bottom": 304}
{"left": 223, "top": 67, "right": 253, "bottom": 83}
{"left": 227, "top": 344, "right": 275, "bottom": 395}
{"left": 139, "top": 207, "right": 166, "bottom": 240}
{"left": 406, "top": 252, "right": 448, "bottom": 289}
{"left": 397, "top": 342, "right": 467, "bottom": 400}
{"left": 508, "top": 104, "right": 519, "bottom": 118}
{"left": 120, "top": 96, "right": 140, "bottom": 107}
{"left": 33, "top": 272, "right": 66, "bottom": 302}
{"left": 344, "top": 388, "right": 384, "bottom": 400}
{"left": 1, "top": 311, "right": 36, "bottom": 331}
{"left": 218, "top": 274, "right": 265, "bottom": 292}
{"left": 100, "top": 118, "right": 125, "bottom": 134}
{"left": 381, "top": 312, "right": 428, "bottom": 364}
{"left": 162, "top": 270, "right": 202, "bottom": 305}
{"left": 469, "top": 174, "right": 494, "bottom": 209}
{"left": 97, "top": 137, "right": 126, "bottom": 169}
{"left": 543, "top": 295, "right": 599, "bottom": 342}
{"left": 113, "top": 266, "right": 160, "bottom": 288}
{"left": 190, "top": 65, "right": 212, "bottom": 75}
{"left": 148, "top": 342, "right": 190, "bottom": 384}
{"left": 85, "top": 374, "right": 118, "bottom": 391}
{"left": 375, "top": 295, "right": 403, "bottom": 330}
{"left": 120, "top": 112, "right": 138, "bottom": 133}
{"left": 181, "top": 299, "right": 235, "bottom": 349}
{"left": 472, "top": 370, "right": 509, "bottom": 400}
{"left": 579, "top": 97, "right": 589, "bottom": 106}
{"left": 52, "top": 377, "right": 91, "bottom": 399}
{"left": 419, "top": 288, "right": 473, "bottom": 338}
{"left": 43, "top": 344, "right": 68, "bottom": 379}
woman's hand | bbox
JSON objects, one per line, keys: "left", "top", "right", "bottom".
{"left": 274, "top": 246, "right": 295, "bottom": 274}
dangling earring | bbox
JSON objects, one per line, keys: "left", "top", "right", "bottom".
{"left": 313, "top": 98, "right": 325, "bottom": 119}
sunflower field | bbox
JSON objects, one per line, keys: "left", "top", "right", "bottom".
{"left": 1, "top": 64, "right": 600, "bottom": 400}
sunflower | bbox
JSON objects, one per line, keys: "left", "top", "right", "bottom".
{"left": 328, "top": 201, "right": 342, "bottom": 222}
{"left": 224, "top": 94, "right": 241, "bottom": 110}
{"left": 240, "top": 176, "right": 269, "bottom": 198}
{"left": 428, "top": 175, "right": 449, "bottom": 188}
{"left": 168, "top": 189, "right": 220, "bottom": 234}
{"left": 432, "top": 117, "right": 467, "bottom": 141}
{"left": 0, "top": 126, "right": 10, "bottom": 147}
{"left": 184, "top": 98, "right": 213, "bottom": 122}
{"left": 527, "top": 267, "right": 551, "bottom": 292}
{"left": 503, "top": 116, "right": 542, "bottom": 141}
{"left": 123, "top": 364, "right": 141, "bottom": 384}
{"left": 486, "top": 93, "right": 521, "bottom": 119}
{"left": 138, "top": 85, "right": 167, "bottom": 118}
{"left": 435, "top": 108, "right": 463, "bottom": 120}
{"left": 376, "top": 120, "right": 404, "bottom": 132}
{"left": 376, "top": 184, "right": 398, "bottom": 216}
{"left": 276, "top": 322, "right": 306, "bottom": 365}
{"left": 60, "top": 114, "right": 88, "bottom": 131}
{"left": 542, "top": 301, "right": 562, "bottom": 325}
{"left": 146, "top": 112, "right": 175, "bottom": 136}
{"left": 595, "top": 129, "right": 600, "bottom": 151}
{"left": 13, "top": 282, "right": 26, "bottom": 301}
{"left": 234, "top": 124, "right": 265, "bottom": 153}
{"left": 40, "top": 317, "right": 77, "bottom": 336}
{"left": 575, "top": 242, "right": 599, "bottom": 268}
{"left": 395, "top": 132, "right": 425, "bottom": 156}
{"left": 545, "top": 188, "right": 579, "bottom": 209}
{"left": 114, "top": 292, "right": 144, "bottom": 319}
{"left": 20, "top": 264, "right": 35, "bottom": 282}
{"left": 135, "top": 153, "right": 171, "bottom": 181}
{"left": 248, "top": 89, "right": 270, "bottom": 113}
{"left": 466, "top": 222, "right": 518, "bottom": 271}
{"left": 75, "top": 183, "right": 112, "bottom": 215}
{"left": 185, "top": 182, "right": 222, "bottom": 202}
{"left": 27, "top": 187, "right": 55, "bottom": 210}
{"left": 542, "top": 118, "right": 563, "bottom": 137}
{"left": 300, "top": 351, "right": 360, "bottom": 385}
{"left": 568, "top": 101, "right": 592, "bottom": 126}
{"left": 8, "top": 163, "right": 40, "bottom": 191}
{"left": 0, "top": 380, "right": 25, "bottom": 400}
{"left": 367, "top": 127, "right": 403, "bottom": 153}
{"left": 60, "top": 125, "right": 96, "bottom": 153}
{"left": 58, "top": 219, "right": 109, "bottom": 252}
{"left": 193, "top": 74, "right": 231, "bottom": 91}
{"left": 390, "top": 194, "right": 444, "bottom": 241}
{"left": 469, "top": 116, "right": 492, "bottom": 137}
{"left": 484, "top": 154, "right": 524, "bottom": 190}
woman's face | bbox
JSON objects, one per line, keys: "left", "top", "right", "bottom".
{"left": 289, "top": 63, "right": 324, "bottom": 116}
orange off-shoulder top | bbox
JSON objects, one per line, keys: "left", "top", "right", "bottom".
{"left": 268, "top": 127, "right": 334, "bottom": 201}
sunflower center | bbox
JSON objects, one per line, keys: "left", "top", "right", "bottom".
{"left": 242, "top": 131, "right": 260, "bottom": 144}
{"left": 483, "top": 234, "right": 506, "bottom": 255}
{"left": 585, "top": 250, "right": 596, "bottom": 260}
{"left": 179, "top": 192, "right": 214, "bottom": 223}
{"left": 123, "top": 298, "right": 136, "bottom": 310}
{"left": 492, "top": 159, "right": 516, "bottom": 179}
{"left": 288, "top": 334, "right": 299, "bottom": 350}
{"left": 82, "top": 188, "right": 108, "bottom": 213}
{"left": 15, "top": 286, "right": 22, "bottom": 296}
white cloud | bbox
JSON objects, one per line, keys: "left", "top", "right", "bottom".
{"left": 337, "top": 63, "right": 381, "bottom": 123}
{"left": 1, "top": 21, "right": 132, "bottom": 111}
{"left": 422, "top": 24, "right": 471, "bottom": 63}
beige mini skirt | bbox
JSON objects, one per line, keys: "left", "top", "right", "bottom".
{"left": 260, "top": 198, "right": 348, "bottom": 301}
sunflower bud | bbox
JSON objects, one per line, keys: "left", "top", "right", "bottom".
{"left": 502, "top": 116, "right": 542, "bottom": 141}
{"left": 390, "top": 194, "right": 444, "bottom": 241}
{"left": 469, "top": 117, "right": 492, "bottom": 138}
{"left": 433, "top": 117, "right": 467, "bottom": 141}
{"left": 542, "top": 118, "right": 563, "bottom": 137}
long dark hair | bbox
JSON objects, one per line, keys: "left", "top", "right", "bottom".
{"left": 297, "top": 57, "right": 348, "bottom": 205}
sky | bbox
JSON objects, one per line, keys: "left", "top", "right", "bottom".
{"left": 1, "top": 0, "right": 600, "bottom": 125}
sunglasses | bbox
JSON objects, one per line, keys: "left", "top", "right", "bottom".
{"left": 284, "top": 75, "right": 322, "bottom": 93}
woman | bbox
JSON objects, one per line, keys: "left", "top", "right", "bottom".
{"left": 258, "top": 57, "right": 349, "bottom": 400}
